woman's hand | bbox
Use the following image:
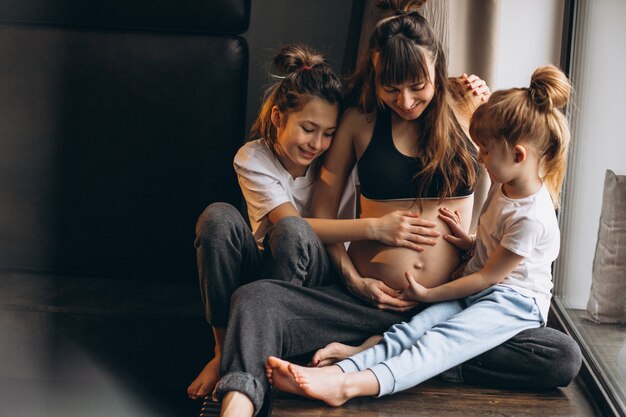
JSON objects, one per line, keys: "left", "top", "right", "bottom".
{"left": 460, "top": 73, "right": 491, "bottom": 103}
{"left": 349, "top": 277, "right": 417, "bottom": 311}
{"left": 438, "top": 207, "right": 475, "bottom": 252}
{"left": 372, "top": 210, "right": 440, "bottom": 251}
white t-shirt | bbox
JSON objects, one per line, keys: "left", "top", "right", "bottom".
{"left": 233, "top": 138, "right": 357, "bottom": 248}
{"left": 464, "top": 182, "right": 559, "bottom": 322}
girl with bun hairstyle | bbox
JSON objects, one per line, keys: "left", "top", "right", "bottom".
{"left": 188, "top": 44, "right": 455, "bottom": 400}
{"left": 267, "top": 64, "right": 576, "bottom": 406}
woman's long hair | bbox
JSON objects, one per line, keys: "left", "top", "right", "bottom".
{"left": 346, "top": 0, "right": 477, "bottom": 200}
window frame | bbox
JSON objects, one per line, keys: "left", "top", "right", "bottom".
{"left": 552, "top": 1, "right": 626, "bottom": 416}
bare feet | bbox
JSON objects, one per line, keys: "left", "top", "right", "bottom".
{"left": 187, "top": 355, "right": 220, "bottom": 400}
{"left": 311, "top": 335, "right": 383, "bottom": 367}
{"left": 265, "top": 356, "right": 310, "bottom": 396}
{"left": 266, "top": 356, "right": 349, "bottom": 406}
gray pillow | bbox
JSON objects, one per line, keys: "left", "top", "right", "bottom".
{"left": 586, "top": 170, "right": 626, "bottom": 324}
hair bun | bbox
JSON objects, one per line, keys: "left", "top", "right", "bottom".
{"left": 529, "top": 65, "right": 571, "bottom": 111}
{"left": 273, "top": 44, "right": 327, "bottom": 75}
{"left": 375, "top": 0, "right": 427, "bottom": 15}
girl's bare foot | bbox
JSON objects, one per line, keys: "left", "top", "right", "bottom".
{"left": 311, "top": 335, "right": 383, "bottom": 367}
{"left": 187, "top": 355, "right": 220, "bottom": 400}
{"left": 266, "top": 356, "right": 349, "bottom": 406}
{"left": 265, "top": 356, "right": 310, "bottom": 396}
{"left": 287, "top": 362, "right": 353, "bottom": 406}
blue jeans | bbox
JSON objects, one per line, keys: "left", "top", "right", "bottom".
{"left": 337, "top": 285, "right": 543, "bottom": 396}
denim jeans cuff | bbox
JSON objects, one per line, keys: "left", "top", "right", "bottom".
{"left": 336, "top": 358, "right": 360, "bottom": 373}
{"left": 370, "top": 363, "right": 396, "bottom": 397}
{"left": 215, "top": 372, "right": 266, "bottom": 416}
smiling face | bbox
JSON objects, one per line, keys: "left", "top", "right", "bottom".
{"left": 271, "top": 96, "right": 339, "bottom": 177}
{"left": 375, "top": 59, "right": 436, "bottom": 121}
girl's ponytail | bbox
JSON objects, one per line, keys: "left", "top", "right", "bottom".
{"left": 376, "top": 0, "right": 427, "bottom": 15}
{"left": 529, "top": 66, "right": 571, "bottom": 207}
{"left": 273, "top": 44, "right": 326, "bottom": 74}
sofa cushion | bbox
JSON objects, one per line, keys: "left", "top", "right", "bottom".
{"left": 586, "top": 170, "right": 626, "bottom": 323}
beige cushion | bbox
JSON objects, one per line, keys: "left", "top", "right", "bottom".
{"left": 586, "top": 170, "right": 626, "bottom": 323}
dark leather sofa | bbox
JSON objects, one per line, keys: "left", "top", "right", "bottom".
{"left": 0, "top": 1, "right": 250, "bottom": 415}
{"left": 0, "top": 0, "right": 249, "bottom": 283}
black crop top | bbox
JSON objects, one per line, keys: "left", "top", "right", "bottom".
{"left": 358, "top": 109, "right": 477, "bottom": 200}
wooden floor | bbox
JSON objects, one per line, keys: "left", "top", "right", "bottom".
{"left": 270, "top": 378, "right": 599, "bottom": 417}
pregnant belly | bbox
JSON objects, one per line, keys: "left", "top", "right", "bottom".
{"left": 348, "top": 239, "right": 461, "bottom": 291}
{"left": 348, "top": 195, "right": 473, "bottom": 291}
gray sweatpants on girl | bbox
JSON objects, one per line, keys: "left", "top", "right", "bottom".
{"left": 195, "top": 202, "right": 336, "bottom": 328}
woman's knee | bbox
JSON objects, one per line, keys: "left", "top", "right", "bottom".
{"left": 543, "top": 330, "right": 582, "bottom": 386}
{"left": 517, "top": 327, "right": 582, "bottom": 387}
{"left": 195, "top": 202, "right": 245, "bottom": 243}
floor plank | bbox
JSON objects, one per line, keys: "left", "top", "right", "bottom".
{"left": 271, "top": 378, "right": 599, "bottom": 417}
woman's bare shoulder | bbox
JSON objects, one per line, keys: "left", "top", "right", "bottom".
{"left": 339, "top": 107, "right": 377, "bottom": 156}
{"left": 340, "top": 107, "right": 376, "bottom": 137}
{"left": 342, "top": 106, "right": 374, "bottom": 123}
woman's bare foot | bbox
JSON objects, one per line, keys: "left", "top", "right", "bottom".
{"left": 187, "top": 354, "right": 220, "bottom": 400}
{"left": 266, "top": 356, "right": 349, "bottom": 406}
{"left": 311, "top": 335, "right": 383, "bottom": 367}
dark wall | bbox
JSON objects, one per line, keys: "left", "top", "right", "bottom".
{"left": 243, "top": 0, "right": 357, "bottom": 134}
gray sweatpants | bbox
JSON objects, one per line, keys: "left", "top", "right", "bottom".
{"left": 195, "top": 202, "right": 336, "bottom": 327}
{"left": 197, "top": 203, "right": 582, "bottom": 416}
{"left": 218, "top": 281, "right": 581, "bottom": 414}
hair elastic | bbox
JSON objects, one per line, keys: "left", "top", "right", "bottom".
{"left": 301, "top": 65, "right": 312, "bottom": 71}
{"left": 395, "top": 9, "right": 416, "bottom": 17}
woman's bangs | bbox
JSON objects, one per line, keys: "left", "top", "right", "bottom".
{"left": 375, "top": 42, "right": 430, "bottom": 87}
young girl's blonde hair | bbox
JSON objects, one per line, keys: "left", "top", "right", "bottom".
{"left": 470, "top": 65, "right": 572, "bottom": 207}
{"left": 249, "top": 45, "right": 343, "bottom": 155}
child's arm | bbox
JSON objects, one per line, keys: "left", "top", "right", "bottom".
{"left": 267, "top": 203, "right": 439, "bottom": 250}
{"left": 401, "top": 245, "right": 524, "bottom": 303}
